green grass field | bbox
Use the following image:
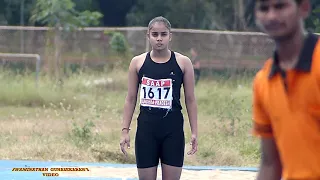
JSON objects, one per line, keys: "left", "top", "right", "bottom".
{"left": 0, "top": 67, "right": 260, "bottom": 167}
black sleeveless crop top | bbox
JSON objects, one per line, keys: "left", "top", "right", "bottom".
{"left": 137, "top": 51, "right": 184, "bottom": 113}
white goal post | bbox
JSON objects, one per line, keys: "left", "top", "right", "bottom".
{"left": 0, "top": 53, "right": 41, "bottom": 87}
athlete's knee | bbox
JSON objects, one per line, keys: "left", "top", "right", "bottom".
{"left": 137, "top": 167, "right": 157, "bottom": 180}
{"left": 138, "top": 175, "right": 156, "bottom": 180}
{"left": 161, "top": 163, "right": 182, "bottom": 180}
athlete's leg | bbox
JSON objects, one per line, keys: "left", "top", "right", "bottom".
{"left": 160, "top": 129, "right": 185, "bottom": 180}
{"left": 161, "top": 164, "right": 182, "bottom": 180}
{"left": 135, "top": 115, "right": 160, "bottom": 180}
{"left": 137, "top": 167, "right": 158, "bottom": 180}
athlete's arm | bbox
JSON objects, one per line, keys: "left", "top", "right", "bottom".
{"left": 257, "top": 138, "right": 282, "bottom": 180}
{"left": 122, "top": 56, "right": 139, "bottom": 131}
{"left": 181, "top": 56, "right": 198, "bottom": 154}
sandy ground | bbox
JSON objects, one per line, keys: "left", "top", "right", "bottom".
{"left": 57, "top": 167, "right": 257, "bottom": 180}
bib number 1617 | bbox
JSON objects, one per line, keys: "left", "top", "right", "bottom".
{"left": 142, "top": 87, "right": 170, "bottom": 99}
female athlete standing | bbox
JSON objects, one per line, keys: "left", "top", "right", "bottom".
{"left": 120, "top": 16, "right": 198, "bottom": 180}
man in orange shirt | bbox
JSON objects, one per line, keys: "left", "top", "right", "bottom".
{"left": 252, "top": 0, "right": 320, "bottom": 180}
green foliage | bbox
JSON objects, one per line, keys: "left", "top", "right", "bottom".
{"left": 1, "top": 0, "right": 320, "bottom": 32}
{"left": 30, "top": 0, "right": 103, "bottom": 29}
{"left": 245, "top": 0, "right": 320, "bottom": 31}
{"left": 126, "top": 0, "right": 220, "bottom": 30}
{"left": 104, "top": 30, "right": 115, "bottom": 36}
{"left": 107, "top": 32, "right": 132, "bottom": 70}
{"left": 70, "top": 119, "right": 95, "bottom": 147}
{"left": 0, "top": 68, "right": 261, "bottom": 166}
{"left": 109, "top": 32, "right": 130, "bottom": 55}
{"left": 1, "top": 61, "right": 35, "bottom": 73}
{"left": 312, "top": 7, "right": 320, "bottom": 33}
{"left": 73, "top": 0, "right": 99, "bottom": 12}
{"left": 313, "top": 19, "right": 320, "bottom": 33}
{"left": 1, "top": 0, "right": 34, "bottom": 25}
{"left": 29, "top": 0, "right": 103, "bottom": 81}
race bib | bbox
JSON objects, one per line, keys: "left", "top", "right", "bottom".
{"left": 139, "top": 77, "right": 173, "bottom": 109}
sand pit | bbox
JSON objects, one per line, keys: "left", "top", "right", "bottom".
{"left": 58, "top": 167, "right": 257, "bottom": 180}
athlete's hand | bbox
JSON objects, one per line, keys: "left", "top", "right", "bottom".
{"left": 120, "top": 131, "right": 130, "bottom": 158}
{"left": 187, "top": 134, "right": 198, "bottom": 155}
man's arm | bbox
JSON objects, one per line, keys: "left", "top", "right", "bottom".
{"left": 257, "top": 138, "right": 282, "bottom": 180}
{"left": 252, "top": 73, "right": 282, "bottom": 180}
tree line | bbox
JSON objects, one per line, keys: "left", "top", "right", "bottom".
{"left": 0, "top": 0, "right": 319, "bottom": 32}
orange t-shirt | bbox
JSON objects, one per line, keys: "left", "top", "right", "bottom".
{"left": 252, "top": 33, "right": 320, "bottom": 180}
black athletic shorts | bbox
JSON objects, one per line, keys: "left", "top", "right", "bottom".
{"left": 135, "top": 109, "right": 185, "bottom": 169}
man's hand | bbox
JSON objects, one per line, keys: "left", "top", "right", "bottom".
{"left": 120, "top": 130, "right": 130, "bottom": 158}
{"left": 187, "top": 134, "right": 198, "bottom": 155}
{"left": 256, "top": 138, "right": 282, "bottom": 180}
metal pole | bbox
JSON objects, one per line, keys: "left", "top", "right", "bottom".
{"left": 20, "top": 0, "right": 25, "bottom": 53}
{"left": 35, "top": 54, "right": 41, "bottom": 88}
